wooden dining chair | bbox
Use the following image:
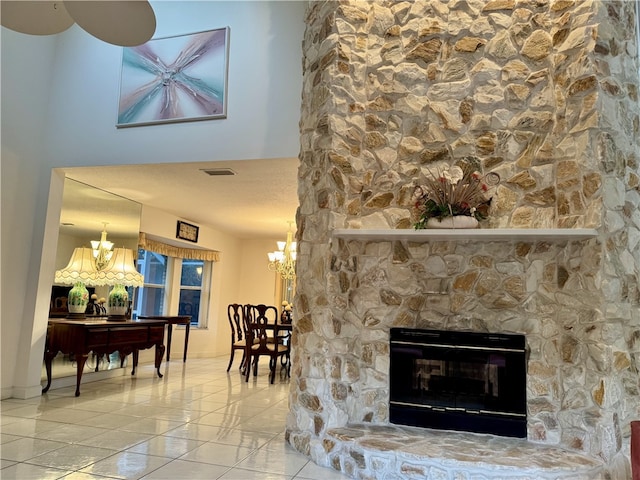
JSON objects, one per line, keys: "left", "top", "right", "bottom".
{"left": 244, "top": 304, "right": 290, "bottom": 383}
{"left": 226, "top": 303, "right": 247, "bottom": 372}
{"left": 243, "top": 303, "right": 278, "bottom": 344}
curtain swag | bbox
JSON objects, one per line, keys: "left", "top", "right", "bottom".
{"left": 138, "top": 232, "right": 220, "bottom": 262}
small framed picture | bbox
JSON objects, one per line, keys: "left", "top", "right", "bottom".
{"left": 176, "top": 221, "right": 199, "bottom": 243}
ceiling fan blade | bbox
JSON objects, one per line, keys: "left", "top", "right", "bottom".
{"left": 63, "top": 0, "right": 156, "bottom": 47}
{"left": 1, "top": 1, "right": 74, "bottom": 36}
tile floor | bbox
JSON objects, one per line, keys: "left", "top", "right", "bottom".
{"left": 1, "top": 356, "right": 350, "bottom": 480}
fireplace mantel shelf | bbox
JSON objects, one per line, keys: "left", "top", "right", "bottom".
{"left": 332, "top": 228, "right": 599, "bottom": 242}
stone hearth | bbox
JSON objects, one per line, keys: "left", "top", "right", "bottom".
{"left": 326, "top": 424, "right": 604, "bottom": 479}
{"left": 286, "top": 1, "right": 639, "bottom": 479}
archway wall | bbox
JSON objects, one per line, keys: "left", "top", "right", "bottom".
{"left": 1, "top": 1, "right": 306, "bottom": 398}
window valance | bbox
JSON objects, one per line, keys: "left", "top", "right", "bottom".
{"left": 138, "top": 232, "right": 220, "bottom": 262}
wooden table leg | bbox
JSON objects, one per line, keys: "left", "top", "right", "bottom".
{"left": 131, "top": 350, "right": 139, "bottom": 375}
{"left": 166, "top": 324, "right": 173, "bottom": 361}
{"left": 74, "top": 353, "right": 88, "bottom": 397}
{"left": 632, "top": 421, "right": 639, "bottom": 480}
{"left": 155, "top": 343, "right": 165, "bottom": 378}
{"left": 183, "top": 323, "right": 190, "bottom": 362}
{"left": 42, "top": 351, "right": 56, "bottom": 394}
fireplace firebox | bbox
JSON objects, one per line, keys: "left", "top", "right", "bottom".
{"left": 389, "top": 328, "right": 527, "bottom": 438}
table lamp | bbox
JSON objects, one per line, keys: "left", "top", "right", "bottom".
{"left": 53, "top": 247, "right": 97, "bottom": 319}
{"left": 95, "top": 247, "right": 144, "bottom": 321}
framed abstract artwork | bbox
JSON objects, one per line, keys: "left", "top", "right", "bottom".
{"left": 116, "top": 27, "right": 230, "bottom": 128}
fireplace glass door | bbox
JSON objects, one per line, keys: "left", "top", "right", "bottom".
{"left": 390, "top": 328, "right": 527, "bottom": 438}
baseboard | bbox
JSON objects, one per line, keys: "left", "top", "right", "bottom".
{"left": 1, "top": 386, "right": 14, "bottom": 400}
{"left": 8, "top": 384, "right": 43, "bottom": 400}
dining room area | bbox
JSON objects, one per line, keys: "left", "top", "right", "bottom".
{"left": 40, "top": 202, "right": 300, "bottom": 396}
{"left": 3, "top": 228, "right": 332, "bottom": 479}
{"left": 224, "top": 226, "right": 297, "bottom": 384}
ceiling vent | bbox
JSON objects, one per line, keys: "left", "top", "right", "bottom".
{"left": 200, "top": 168, "right": 236, "bottom": 176}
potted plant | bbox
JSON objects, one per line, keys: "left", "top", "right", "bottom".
{"left": 412, "top": 163, "right": 500, "bottom": 229}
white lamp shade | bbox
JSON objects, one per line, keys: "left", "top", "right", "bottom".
{"left": 63, "top": 0, "right": 156, "bottom": 47}
{"left": 54, "top": 247, "right": 97, "bottom": 285}
{"left": 1, "top": 1, "right": 74, "bottom": 36}
{"left": 94, "top": 247, "right": 144, "bottom": 287}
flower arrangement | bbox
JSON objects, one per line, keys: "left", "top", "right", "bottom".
{"left": 281, "top": 300, "right": 293, "bottom": 324}
{"left": 412, "top": 164, "right": 500, "bottom": 230}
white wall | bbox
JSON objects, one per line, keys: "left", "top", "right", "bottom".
{"left": 45, "top": 0, "right": 303, "bottom": 169}
{"left": 237, "top": 239, "right": 281, "bottom": 306}
{"left": 1, "top": 1, "right": 305, "bottom": 398}
{"left": 1, "top": 31, "right": 60, "bottom": 399}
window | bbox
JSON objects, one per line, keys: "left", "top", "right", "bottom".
{"left": 135, "top": 249, "right": 168, "bottom": 316}
{"left": 178, "top": 259, "right": 205, "bottom": 325}
{"left": 135, "top": 249, "right": 212, "bottom": 327}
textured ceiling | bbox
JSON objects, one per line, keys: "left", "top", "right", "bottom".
{"left": 60, "top": 157, "right": 299, "bottom": 241}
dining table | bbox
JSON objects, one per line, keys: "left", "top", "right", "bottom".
{"left": 242, "top": 319, "right": 292, "bottom": 376}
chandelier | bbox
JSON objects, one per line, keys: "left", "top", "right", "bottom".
{"left": 91, "top": 223, "right": 114, "bottom": 271}
{"left": 267, "top": 222, "right": 297, "bottom": 280}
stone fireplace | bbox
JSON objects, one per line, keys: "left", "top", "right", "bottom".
{"left": 286, "top": 1, "right": 639, "bottom": 479}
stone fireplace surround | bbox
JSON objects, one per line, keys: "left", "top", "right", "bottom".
{"left": 287, "top": 229, "right": 631, "bottom": 479}
{"left": 286, "top": 1, "right": 639, "bottom": 479}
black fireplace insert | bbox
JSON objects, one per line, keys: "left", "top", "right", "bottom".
{"left": 389, "top": 328, "right": 527, "bottom": 438}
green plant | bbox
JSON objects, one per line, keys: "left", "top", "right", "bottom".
{"left": 413, "top": 164, "right": 499, "bottom": 229}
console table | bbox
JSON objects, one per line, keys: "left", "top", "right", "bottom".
{"left": 137, "top": 315, "right": 191, "bottom": 362}
{"left": 42, "top": 318, "right": 167, "bottom": 397}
